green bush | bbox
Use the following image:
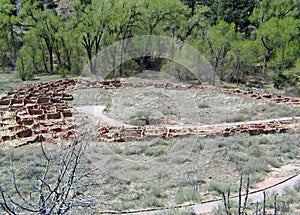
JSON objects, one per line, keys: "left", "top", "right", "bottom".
{"left": 242, "top": 157, "right": 270, "bottom": 175}
{"left": 58, "top": 67, "right": 68, "bottom": 78}
{"left": 208, "top": 180, "right": 227, "bottom": 194}
{"left": 142, "top": 194, "right": 165, "bottom": 208}
{"left": 145, "top": 146, "right": 166, "bottom": 157}
{"left": 16, "top": 53, "right": 33, "bottom": 81}
{"left": 175, "top": 187, "right": 201, "bottom": 204}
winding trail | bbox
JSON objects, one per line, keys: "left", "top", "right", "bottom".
{"left": 75, "top": 105, "right": 300, "bottom": 130}
{"left": 75, "top": 106, "right": 134, "bottom": 128}
{"left": 96, "top": 173, "right": 300, "bottom": 215}
{"left": 192, "top": 173, "right": 300, "bottom": 215}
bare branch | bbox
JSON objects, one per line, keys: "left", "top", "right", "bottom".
{"left": 10, "top": 158, "right": 35, "bottom": 209}
{"left": 0, "top": 185, "right": 17, "bottom": 215}
{"left": 242, "top": 177, "right": 250, "bottom": 215}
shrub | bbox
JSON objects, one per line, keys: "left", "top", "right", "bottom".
{"left": 154, "top": 207, "right": 196, "bottom": 215}
{"left": 208, "top": 180, "right": 227, "bottom": 194}
{"left": 143, "top": 195, "right": 165, "bottom": 208}
{"left": 242, "top": 157, "right": 270, "bottom": 175}
{"left": 58, "top": 67, "right": 68, "bottom": 78}
{"left": 175, "top": 187, "right": 201, "bottom": 204}
{"left": 16, "top": 53, "right": 33, "bottom": 81}
{"left": 145, "top": 146, "right": 166, "bottom": 157}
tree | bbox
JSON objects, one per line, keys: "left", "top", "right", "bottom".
{"left": 249, "top": 0, "right": 300, "bottom": 88}
{"left": 0, "top": 0, "right": 18, "bottom": 71}
{"left": 17, "top": 0, "right": 64, "bottom": 75}
{"left": 135, "top": 0, "right": 186, "bottom": 70}
{"left": 105, "top": 0, "right": 142, "bottom": 77}
{"left": 226, "top": 38, "right": 261, "bottom": 84}
{"left": 202, "top": 21, "right": 236, "bottom": 85}
{"left": 251, "top": 0, "right": 299, "bottom": 24}
{"left": 259, "top": 17, "right": 299, "bottom": 69}
{"left": 16, "top": 46, "right": 34, "bottom": 80}
{"left": 198, "top": 0, "right": 256, "bottom": 33}
{"left": 0, "top": 139, "right": 97, "bottom": 214}
{"left": 176, "top": 2, "right": 210, "bottom": 43}
{"left": 72, "top": 0, "right": 114, "bottom": 74}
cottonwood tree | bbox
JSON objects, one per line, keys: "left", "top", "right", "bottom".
{"left": 72, "top": 0, "right": 113, "bottom": 74}
{"left": 0, "top": 0, "right": 18, "bottom": 71}
{"left": 202, "top": 21, "right": 236, "bottom": 85}
{"left": 176, "top": 2, "right": 210, "bottom": 43}
{"left": 250, "top": 0, "right": 300, "bottom": 88}
{"left": 257, "top": 16, "right": 299, "bottom": 82}
{"left": 104, "top": 0, "right": 142, "bottom": 77}
{"left": 195, "top": 0, "right": 256, "bottom": 34}
{"left": 136, "top": 0, "right": 186, "bottom": 70}
{"left": 17, "top": 0, "right": 65, "bottom": 75}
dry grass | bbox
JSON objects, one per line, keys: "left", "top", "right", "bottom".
{"left": 72, "top": 86, "right": 300, "bottom": 126}
{"left": 4, "top": 132, "right": 299, "bottom": 212}
{"left": 76, "top": 131, "right": 300, "bottom": 211}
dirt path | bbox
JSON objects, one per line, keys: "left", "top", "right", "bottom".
{"left": 76, "top": 105, "right": 300, "bottom": 130}
{"left": 124, "top": 173, "right": 300, "bottom": 215}
{"left": 75, "top": 106, "right": 134, "bottom": 128}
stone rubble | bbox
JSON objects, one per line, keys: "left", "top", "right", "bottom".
{"left": 0, "top": 79, "right": 299, "bottom": 146}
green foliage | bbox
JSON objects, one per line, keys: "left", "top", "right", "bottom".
{"left": 142, "top": 194, "right": 165, "bottom": 208}
{"left": 58, "top": 66, "right": 67, "bottom": 78}
{"left": 208, "top": 180, "right": 227, "bottom": 194}
{"left": 204, "top": 0, "right": 256, "bottom": 33}
{"left": 0, "top": 0, "right": 299, "bottom": 87}
{"left": 0, "top": 0, "right": 18, "bottom": 70}
{"left": 16, "top": 47, "right": 33, "bottom": 81}
{"left": 202, "top": 21, "right": 236, "bottom": 83}
{"left": 175, "top": 187, "right": 201, "bottom": 204}
{"left": 251, "top": 0, "right": 300, "bottom": 88}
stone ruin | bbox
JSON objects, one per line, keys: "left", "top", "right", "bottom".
{"left": 0, "top": 79, "right": 299, "bottom": 147}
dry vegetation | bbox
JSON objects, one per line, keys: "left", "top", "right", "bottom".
{"left": 72, "top": 86, "right": 300, "bottom": 126}
{"left": 1, "top": 76, "right": 300, "bottom": 214}
{"left": 1, "top": 131, "right": 300, "bottom": 212}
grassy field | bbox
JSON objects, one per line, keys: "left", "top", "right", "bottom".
{"left": 0, "top": 73, "right": 75, "bottom": 95}
{"left": 72, "top": 86, "right": 300, "bottom": 126}
{"left": 1, "top": 131, "right": 300, "bottom": 212}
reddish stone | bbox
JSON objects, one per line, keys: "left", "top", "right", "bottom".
{"left": 249, "top": 128, "right": 260, "bottom": 135}
{"left": 61, "top": 95, "right": 73, "bottom": 101}
{"left": 40, "top": 124, "right": 48, "bottom": 133}
{"left": 99, "top": 126, "right": 110, "bottom": 134}
{"left": 21, "top": 118, "right": 34, "bottom": 126}
{"left": 111, "top": 80, "right": 121, "bottom": 87}
{"left": 102, "top": 80, "right": 111, "bottom": 85}
{"left": 11, "top": 99, "right": 24, "bottom": 105}
{"left": 47, "top": 112, "right": 61, "bottom": 119}
{"left": 51, "top": 98, "right": 61, "bottom": 103}
{"left": 262, "top": 94, "right": 272, "bottom": 99}
{"left": 0, "top": 99, "right": 11, "bottom": 105}
{"left": 1, "top": 135, "right": 11, "bottom": 142}
{"left": 28, "top": 108, "right": 44, "bottom": 115}
{"left": 36, "top": 114, "right": 46, "bottom": 120}
{"left": 62, "top": 111, "right": 72, "bottom": 118}
{"left": 37, "top": 97, "right": 50, "bottom": 104}
{"left": 24, "top": 99, "right": 36, "bottom": 105}
{"left": 223, "top": 131, "right": 230, "bottom": 137}
{"left": 16, "top": 128, "right": 33, "bottom": 138}
{"left": 51, "top": 126, "right": 62, "bottom": 132}
{"left": 61, "top": 130, "right": 74, "bottom": 139}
